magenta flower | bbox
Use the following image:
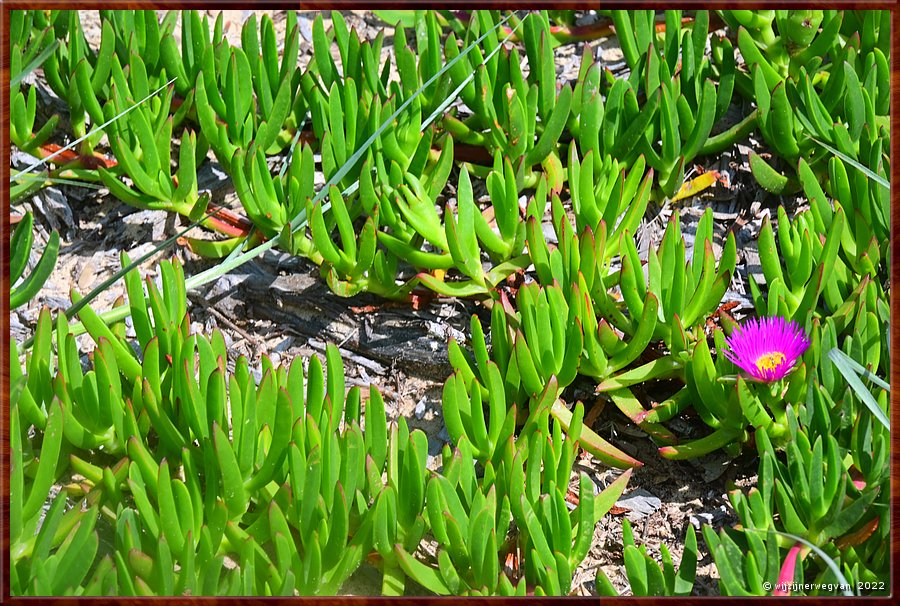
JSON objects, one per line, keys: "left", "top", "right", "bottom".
{"left": 723, "top": 316, "right": 810, "bottom": 382}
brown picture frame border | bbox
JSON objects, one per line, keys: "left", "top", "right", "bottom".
{"left": 1, "top": 2, "right": 897, "bottom": 602}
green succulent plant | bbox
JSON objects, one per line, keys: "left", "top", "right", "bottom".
{"left": 11, "top": 256, "right": 408, "bottom": 596}
{"left": 749, "top": 206, "right": 846, "bottom": 326}
{"left": 610, "top": 11, "right": 740, "bottom": 196}
{"left": 446, "top": 305, "right": 643, "bottom": 470}
{"left": 398, "top": 447, "right": 517, "bottom": 595}
{"left": 10, "top": 11, "right": 60, "bottom": 155}
{"left": 397, "top": 404, "right": 634, "bottom": 596}
{"left": 702, "top": 524, "right": 785, "bottom": 596}
{"left": 194, "top": 12, "right": 303, "bottom": 167}
{"left": 10, "top": 212, "right": 60, "bottom": 310}
{"left": 505, "top": 411, "right": 630, "bottom": 595}
{"left": 99, "top": 9, "right": 178, "bottom": 77}
{"left": 438, "top": 12, "right": 575, "bottom": 188}
{"left": 42, "top": 10, "right": 117, "bottom": 155}
{"left": 595, "top": 519, "right": 698, "bottom": 596}
{"left": 9, "top": 8, "right": 893, "bottom": 598}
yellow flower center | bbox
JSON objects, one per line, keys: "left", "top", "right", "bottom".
{"left": 755, "top": 352, "right": 786, "bottom": 372}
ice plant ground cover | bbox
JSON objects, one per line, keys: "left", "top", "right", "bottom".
{"left": 8, "top": 9, "right": 891, "bottom": 597}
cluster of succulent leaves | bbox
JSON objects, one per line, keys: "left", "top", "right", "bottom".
{"left": 699, "top": 9, "right": 890, "bottom": 596}
{"left": 10, "top": 11, "right": 60, "bottom": 159}
{"left": 10, "top": 212, "right": 60, "bottom": 311}
{"left": 11, "top": 257, "right": 684, "bottom": 596}
{"left": 11, "top": 8, "right": 890, "bottom": 596}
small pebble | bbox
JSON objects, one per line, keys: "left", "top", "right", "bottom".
{"left": 616, "top": 489, "right": 662, "bottom": 521}
{"left": 690, "top": 513, "right": 714, "bottom": 529}
{"left": 414, "top": 396, "right": 427, "bottom": 419}
{"left": 601, "top": 47, "right": 624, "bottom": 62}
{"left": 273, "top": 337, "right": 294, "bottom": 352}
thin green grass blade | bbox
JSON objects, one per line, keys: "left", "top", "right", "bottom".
{"left": 278, "top": 117, "right": 308, "bottom": 179}
{"left": 10, "top": 173, "right": 47, "bottom": 204}
{"left": 11, "top": 38, "right": 60, "bottom": 87}
{"left": 423, "top": 17, "right": 522, "bottom": 130}
{"left": 12, "top": 174, "right": 104, "bottom": 190}
{"left": 827, "top": 347, "right": 890, "bottom": 392}
{"left": 64, "top": 195, "right": 217, "bottom": 320}
{"left": 827, "top": 348, "right": 890, "bottom": 431}
{"left": 809, "top": 136, "right": 890, "bottom": 190}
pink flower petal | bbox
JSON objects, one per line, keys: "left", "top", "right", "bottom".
{"left": 773, "top": 542, "right": 804, "bottom": 596}
{"left": 723, "top": 317, "right": 810, "bottom": 383}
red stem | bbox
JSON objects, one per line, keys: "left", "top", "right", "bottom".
{"left": 38, "top": 143, "right": 117, "bottom": 169}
